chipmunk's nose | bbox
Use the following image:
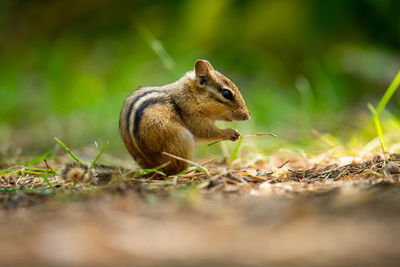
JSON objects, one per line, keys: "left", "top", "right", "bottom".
{"left": 239, "top": 112, "right": 250, "bottom": 121}
{"left": 233, "top": 110, "right": 251, "bottom": 121}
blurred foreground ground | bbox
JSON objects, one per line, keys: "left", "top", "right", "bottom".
{"left": 1, "top": 152, "right": 400, "bottom": 266}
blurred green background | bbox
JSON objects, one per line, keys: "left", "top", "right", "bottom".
{"left": 1, "top": 0, "right": 399, "bottom": 161}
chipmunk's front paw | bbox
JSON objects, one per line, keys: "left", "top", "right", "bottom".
{"left": 225, "top": 128, "right": 240, "bottom": 141}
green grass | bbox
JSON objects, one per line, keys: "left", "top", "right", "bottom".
{"left": 0, "top": 167, "right": 55, "bottom": 176}
{"left": 54, "top": 137, "right": 111, "bottom": 171}
{"left": 54, "top": 137, "right": 85, "bottom": 164}
{"left": 366, "top": 71, "right": 400, "bottom": 155}
{"left": 141, "top": 164, "right": 168, "bottom": 176}
{"left": 41, "top": 174, "right": 55, "bottom": 191}
{"left": 136, "top": 21, "right": 176, "bottom": 73}
{"left": 376, "top": 70, "right": 400, "bottom": 115}
{"left": 89, "top": 141, "right": 110, "bottom": 171}
{"left": 228, "top": 137, "right": 244, "bottom": 164}
{"left": 24, "top": 151, "right": 51, "bottom": 167}
{"left": 367, "top": 103, "right": 386, "bottom": 153}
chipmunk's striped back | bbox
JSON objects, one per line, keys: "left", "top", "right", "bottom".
{"left": 121, "top": 88, "right": 160, "bottom": 166}
{"left": 119, "top": 86, "right": 192, "bottom": 173}
{"left": 123, "top": 88, "right": 165, "bottom": 137}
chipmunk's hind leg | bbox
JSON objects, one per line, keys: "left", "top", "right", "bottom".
{"left": 159, "top": 127, "right": 195, "bottom": 175}
{"left": 133, "top": 100, "right": 196, "bottom": 175}
{"left": 138, "top": 122, "right": 195, "bottom": 175}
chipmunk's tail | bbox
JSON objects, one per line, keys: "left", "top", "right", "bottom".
{"left": 61, "top": 162, "right": 117, "bottom": 185}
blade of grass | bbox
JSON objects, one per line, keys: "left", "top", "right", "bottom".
{"left": 139, "top": 162, "right": 170, "bottom": 177}
{"left": 136, "top": 22, "right": 175, "bottom": 71}
{"left": 228, "top": 137, "right": 243, "bottom": 163}
{"left": 24, "top": 151, "right": 50, "bottom": 167}
{"left": 376, "top": 70, "right": 400, "bottom": 114}
{"left": 367, "top": 103, "right": 386, "bottom": 153}
{"left": 21, "top": 170, "right": 53, "bottom": 175}
{"left": 41, "top": 175, "right": 55, "bottom": 191}
{"left": 120, "top": 168, "right": 142, "bottom": 178}
{"left": 0, "top": 168, "right": 55, "bottom": 175}
{"left": 142, "top": 169, "right": 167, "bottom": 176}
{"left": 171, "top": 159, "right": 215, "bottom": 178}
{"left": 54, "top": 137, "right": 84, "bottom": 164}
{"left": 0, "top": 188, "right": 35, "bottom": 192}
{"left": 88, "top": 141, "right": 110, "bottom": 171}
{"left": 0, "top": 188, "right": 17, "bottom": 192}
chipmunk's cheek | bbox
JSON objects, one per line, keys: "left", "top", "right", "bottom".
{"left": 211, "top": 113, "right": 232, "bottom": 122}
{"left": 220, "top": 112, "right": 234, "bottom": 122}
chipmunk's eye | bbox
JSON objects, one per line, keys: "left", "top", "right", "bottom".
{"left": 220, "top": 89, "right": 234, "bottom": 100}
{"left": 199, "top": 77, "right": 206, "bottom": 85}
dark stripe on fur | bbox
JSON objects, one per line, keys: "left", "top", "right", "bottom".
{"left": 126, "top": 90, "right": 159, "bottom": 135}
{"left": 134, "top": 97, "right": 166, "bottom": 136}
{"left": 211, "top": 95, "right": 226, "bottom": 105}
{"left": 171, "top": 99, "right": 184, "bottom": 121}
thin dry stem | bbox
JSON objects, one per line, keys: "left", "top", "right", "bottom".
{"left": 208, "top": 132, "right": 277, "bottom": 146}
{"left": 162, "top": 151, "right": 211, "bottom": 177}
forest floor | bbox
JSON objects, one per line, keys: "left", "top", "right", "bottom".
{"left": 1, "top": 150, "right": 400, "bottom": 266}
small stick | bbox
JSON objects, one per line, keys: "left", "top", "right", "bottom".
{"left": 43, "top": 159, "right": 51, "bottom": 170}
{"left": 278, "top": 160, "right": 290, "bottom": 169}
{"left": 43, "top": 159, "right": 56, "bottom": 178}
{"left": 208, "top": 132, "right": 277, "bottom": 146}
{"left": 162, "top": 152, "right": 210, "bottom": 177}
{"left": 200, "top": 158, "right": 216, "bottom": 166}
{"left": 243, "top": 132, "right": 277, "bottom": 138}
{"left": 228, "top": 173, "right": 248, "bottom": 184}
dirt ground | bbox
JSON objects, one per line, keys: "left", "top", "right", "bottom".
{"left": 1, "top": 152, "right": 400, "bottom": 266}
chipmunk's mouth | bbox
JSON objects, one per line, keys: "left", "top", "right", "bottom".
{"left": 223, "top": 117, "right": 233, "bottom": 122}
{"left": 214, "top": 115, "right": 233, "bottom": 122}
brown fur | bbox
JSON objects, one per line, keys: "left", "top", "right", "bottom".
{"left": 119, "top": 59, "right": 250, "bottom": 175}
{"left": 61, "top": 162, "right": 116, "bottom": 184}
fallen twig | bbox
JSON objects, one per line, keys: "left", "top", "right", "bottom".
{"left": 278, "top": 160, "right": 290, "bottom": 169}
{"left": 200, "top": 158, "right": 217, "bottom": 166}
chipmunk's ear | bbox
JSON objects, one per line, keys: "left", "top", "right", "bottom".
{"left": 195, "top": 59, "right": 213, "bottom": 78}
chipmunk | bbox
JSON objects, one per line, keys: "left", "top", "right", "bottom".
{"left": 119, "top": 59, "right": 250, "bottom": 175}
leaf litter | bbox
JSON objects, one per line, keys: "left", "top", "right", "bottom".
{"left": 1, "top": 151, "right": 400, "bottom": 265}
{"left": 1, "top": 152, "right": 399, "bottom": 206}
